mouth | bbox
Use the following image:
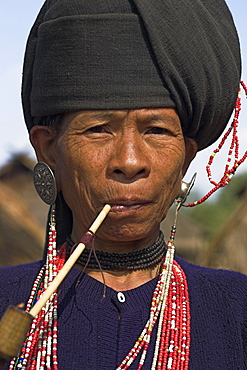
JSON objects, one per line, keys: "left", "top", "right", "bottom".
{"left": 108, "top": 200, "right": 151, "bottom": 214}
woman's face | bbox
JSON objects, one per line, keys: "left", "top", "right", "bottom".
{"left": 32, "top": 108, "right": 196, "bottom": 244}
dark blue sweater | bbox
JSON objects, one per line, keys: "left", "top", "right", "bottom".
{"left": 0, "top": 256, "right": 246, "bottom": 369}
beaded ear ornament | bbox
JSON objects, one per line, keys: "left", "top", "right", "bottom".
{"left": 115, "top": 79, "right": 247, "bottom": 368}
{"left": 116, "top": 176, "right": 195, "bottom": 370}
{"left": 8, "top": 163, "right": 66, "bottom": 370}
{"left": 185, "top": 81, "right": 247, "bottom": 207}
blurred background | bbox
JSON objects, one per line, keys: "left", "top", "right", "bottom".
{"left": 0, "top": 0, "right": 247, "bottom": 272}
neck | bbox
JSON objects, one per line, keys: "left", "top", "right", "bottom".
{"left": 69, "top": 229, "right": 165, "bottom": 291}
{"left": 76, "top": 264, "right": 161, "bottom": 291}
{"left": 71, "top": 229, "right": 160, "bottom": 254}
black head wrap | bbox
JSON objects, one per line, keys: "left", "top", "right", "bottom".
{"left": 22, "top": 0, "right": 241, "bottom": 150}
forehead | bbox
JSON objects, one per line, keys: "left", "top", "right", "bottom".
{"left": 63, "top": 108, "right": 181, "bottom": 127}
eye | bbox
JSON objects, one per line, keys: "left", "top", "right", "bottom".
{"left": 88, "top": 125, "right": 106, "bottom": 133}
{"left": 147, "top": 127, "right": 170, "bottom": 135}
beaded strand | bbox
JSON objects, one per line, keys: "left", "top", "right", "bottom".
{"left": 116, "top": 258, "right": 190, "bottom": 370}
{"left": 185, "top": 81, "right": 247, "bottom": 207}
{"left": 8, "top": 208, "right": 66, "bottom": 370}
{"left": 116, "top": 218, "right": 191, "bottom": 370}
{"left": 66, "top": 231, "right": 166, "bottom": 271}
{"left": 8, "top": 205, "right": 191, "bottom": 369}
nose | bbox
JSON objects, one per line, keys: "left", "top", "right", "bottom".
{"left": 107, "top": 133, "right": 150, "bottom": 181}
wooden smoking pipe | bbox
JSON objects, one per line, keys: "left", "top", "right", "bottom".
{"left": 0, "top": 204, "right": 111, "bottom": 368}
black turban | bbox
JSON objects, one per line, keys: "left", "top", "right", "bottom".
{"left": 22, "top": 0, "right": 241, "bottom": 150}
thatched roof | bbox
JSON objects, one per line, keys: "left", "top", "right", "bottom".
{"left": 0, "top": 182, "right": 44, "bottom": 266}
{"left": 199, "top": 187, "right": 247, "bottom": 275}
{"left": 1, "top": 154, "right": 246, "bottom": 275}
{"left": 161, "top": 206, "right": 205, "bottom": 263}
{"left": 0, "top": 154, "right": 49, "bottom": 227}
{"left": 0, "top": 154, "right": 48, "bottom": 266}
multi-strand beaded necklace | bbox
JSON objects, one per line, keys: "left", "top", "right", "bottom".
{"left": 7, "top": 208, "right": 191, "bottom": 370}
{"left": 8, "top": 220, "right": 190, "bottom": 369}
{"left": 8, "top": 210, "right": 66, "bottom": 370}
{"left": 66, "top": 228, "right": 191, "bottom": 368}
{"left": 65, "top": 231, "right": 166, "bottom": 271}
{"left": 116, "top": 232, "right": 190, "bottom": 370}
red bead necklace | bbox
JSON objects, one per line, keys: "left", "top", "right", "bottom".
{"left": 8, "top": 211, "right": 66, "bottom": 370}
{"left": 8, "top": 212, "right": 191, "bottom": 369}
{"left": 116, "top": 234, "right": 191, "bottom": 370}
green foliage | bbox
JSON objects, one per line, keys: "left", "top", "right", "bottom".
{"left": 183, "top": 172, "right": 247, "bottom": 240}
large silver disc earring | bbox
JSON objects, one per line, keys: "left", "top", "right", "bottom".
{"left": 33, "top": 162, "right": 57, "bottom": 205}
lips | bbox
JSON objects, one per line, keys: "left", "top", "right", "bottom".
{"left": 107, "top": 199, "right": 151, "bottom": 213}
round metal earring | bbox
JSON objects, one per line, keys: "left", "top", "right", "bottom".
{"left": 168, "top": 173, "right": 197, "bottom": 252}
{"left": 33, "top": 162, "right": 57, "bottom": 205}
{"left": 175, "top": 173, "right": 197, "bottom": 210}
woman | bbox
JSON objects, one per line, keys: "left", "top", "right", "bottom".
{"left": 0, "top": 0, "right": 246, "bottom": 369}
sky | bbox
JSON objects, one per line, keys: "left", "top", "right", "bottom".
{"left": 0, "top": 0, "right": 246, "bottom": 197}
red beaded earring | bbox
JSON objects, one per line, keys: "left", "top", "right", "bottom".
{"left": 185, "top": 81, "right": 247, "bottom": 207}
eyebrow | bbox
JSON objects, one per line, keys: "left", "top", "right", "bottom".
{"left": 141, "top": 114, "right": 179, "bottom": 125}
{"left": 76, "top": 110, "right": 180, "bottom": 125}
{"left": 83, "top": 111, "right": 125, "bottom": 121}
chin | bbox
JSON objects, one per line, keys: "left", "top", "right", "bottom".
{"left": 100, "top": 222, "right": 159, "bottom": 242}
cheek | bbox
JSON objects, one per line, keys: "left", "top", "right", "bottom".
{"left": 54, "top": 137, "right": 106, "bottom": 209}
{"left": 156, "top": 149, "right": 185, "bottom": 215}
{"left": 54, "top": 137, "right": 86, "bottom": 198}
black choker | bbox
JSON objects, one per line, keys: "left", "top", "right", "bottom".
{"left": 66, "top": 231, "right": 166, "bottom": 271}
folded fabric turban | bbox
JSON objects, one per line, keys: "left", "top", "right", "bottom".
{"left": 22, "top": 0, "right": 241, "bottom": 150}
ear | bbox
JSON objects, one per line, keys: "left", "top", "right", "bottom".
{"left": 29, "top": 126, "right": 57, "bottom": 170}
{"left": 182, "top": 137, "right": 198, "bottom": 176}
